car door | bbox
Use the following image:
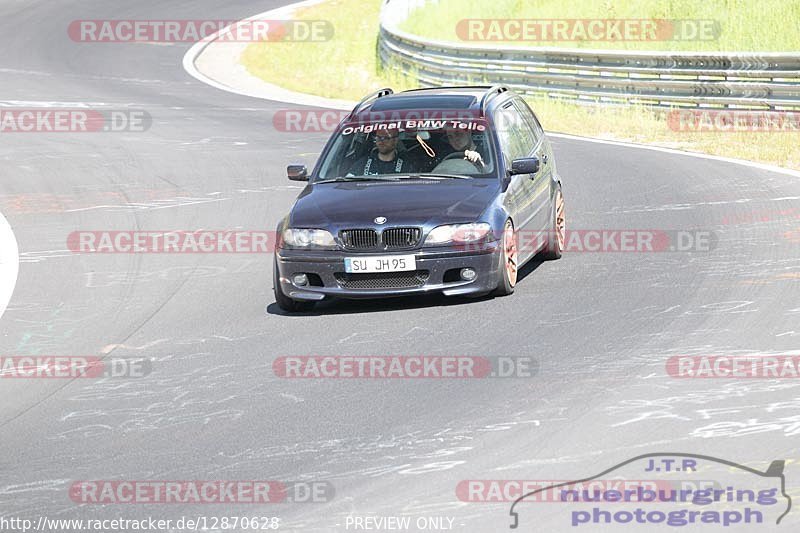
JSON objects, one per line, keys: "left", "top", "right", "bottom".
{"left": 495, "top": 100, "right": 542, "bottom": 262}
{"left": 513, "top": 100, "right": 552, "bottom": 239}
{"left": 495, "top": 103, "right": 531, "bottom": 244}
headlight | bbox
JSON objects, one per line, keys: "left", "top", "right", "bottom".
{"left": 281, "top": 228, "right": 336, "bottom": 248}
{"left": 424, "top": 223, "right": 492, "bottom": 245}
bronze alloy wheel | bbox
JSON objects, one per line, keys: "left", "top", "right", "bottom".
{"left": 493, "top": 219, "right": 518, "bottom": 296}
{"left": 542, "top": 184, "right": 565, "bottom": 260}
{"left": 504, "top": 220, "right": 518, "bottom": 287}
{"left": 555, "top": 188, "right": 565, "bottom": 253}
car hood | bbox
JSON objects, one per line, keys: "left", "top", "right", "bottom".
{"left": 289, "top": 179, "right": 498, "bottom": 228}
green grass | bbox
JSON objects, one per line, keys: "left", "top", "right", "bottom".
{"left": 239, "top": 0, "right": 800, "bottom": 170}
{"left": 525, "top": 98, "right": 800, "bottom": 169}
{"left": 400, "top": 0, "right": 800, "bottom": 52}
{"left": 241, "top": 0, "right": 414, "bottom": 100}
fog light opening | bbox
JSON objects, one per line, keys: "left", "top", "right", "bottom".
{"left": 460, "top": 268, "right": 477, "bottom": 281}
{"left": 292, "top": 273, "right": 309, "bottom": 286}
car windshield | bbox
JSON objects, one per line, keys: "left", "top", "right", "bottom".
{"left": 315, "top": 117, "right": 496, "bottom": 181}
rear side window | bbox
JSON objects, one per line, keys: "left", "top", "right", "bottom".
{"left": 495, "top": 102, "right": 534, "bottom": 161}
{"left": 532, "top": 113, "right": 545, "bottom": 137}
{"left": 512, "top": 99, "right": 543, "bottom": 145}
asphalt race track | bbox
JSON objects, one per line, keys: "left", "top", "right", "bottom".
{"left": 1, "top": 1, "right": 799, "bottom": 532}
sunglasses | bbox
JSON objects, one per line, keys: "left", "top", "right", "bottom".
{"left": 374, "top": 135, "right": 398, "bottom": 142}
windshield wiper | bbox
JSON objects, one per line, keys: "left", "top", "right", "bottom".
{"left": 315, "top": 174, "right": 474, "bottom": 184}
{"left": 314, "top": 176, "right": 400, "bottom": 184}
{"left": 403, "top": 173, "right": 473, "bottom": 180}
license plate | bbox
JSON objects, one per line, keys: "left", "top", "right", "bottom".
{"left": 344, "top": 255, "right": 416, "bottom": 273}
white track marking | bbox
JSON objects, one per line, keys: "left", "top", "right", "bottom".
{"left": 547, "top": 132, "right": 800, "bottom": 178}
{"left": 182, "top": 0, "right": 351, "bottom": 110}
{"left": 0, "top": 209, "right": 19, "bottom": 320}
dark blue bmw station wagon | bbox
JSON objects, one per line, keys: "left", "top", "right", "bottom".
{"left": 274, "top": 86, "right": 565, "bottom": 312}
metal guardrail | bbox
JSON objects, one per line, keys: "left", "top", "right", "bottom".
{"left": 377, "top": 0, "right": 800, "bottom": 110}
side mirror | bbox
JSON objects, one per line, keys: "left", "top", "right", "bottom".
{"left": 509, "top": 157, "right": 540, "bottom": 176}
{"left": 287, "top": 164, "right": 308, "bottom": 181}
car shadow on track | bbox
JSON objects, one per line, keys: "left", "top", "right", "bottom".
{"left": 266, "top": 258, "right": 547, "bottom": 317}
{"left": 517, "top": 256, "right": 545, "bottom": 284}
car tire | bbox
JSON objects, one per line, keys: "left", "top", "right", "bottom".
{"left": 273, "top": 257, "right": 316, "bottom": 313}
{"left": 541, "top": 183, "right": 565, "bottom": 260}
{"left": 493, "top": 219, "right": 517, "bottom": 296}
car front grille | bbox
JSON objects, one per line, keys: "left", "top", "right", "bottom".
{"left": 334, "top": 270, "right": 430, "bottom": 289}
{"left": 340, "top": 227, "right": 421, "bottom": 250}
{"left": 340, "top": 229, "right": 378, "bottom": 249}
{"left": 382, "top": 227, "right": 421, "bottom": 248}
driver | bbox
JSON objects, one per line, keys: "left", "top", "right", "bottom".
{"left": 430, "top": 127, "right": 486, "bottom": 170}
{"left": 347, "top": 130, "right": 412, "bottom": 176}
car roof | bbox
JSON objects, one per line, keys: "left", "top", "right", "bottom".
{"left": 355, "top": 86, "right": 514, "bottom": 116}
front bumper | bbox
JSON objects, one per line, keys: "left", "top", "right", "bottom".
{"left": 275, "top": 243, "right": 502, "bottom": 300}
